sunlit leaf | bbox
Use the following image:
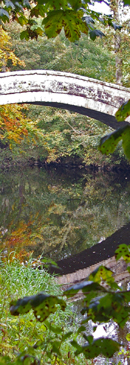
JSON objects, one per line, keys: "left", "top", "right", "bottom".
{"left": 0, "top": 356, "right": 13, "bottom": 364}
{"left": 126, "top": 333, "right": 130, "bottom": 341}
{"left": 115, "top": 244, "right": 130, "bottom": 263}
{"left": 99, "top": 125, "right": 130, "bottom": 160}
{"left": 43, "top": 9, "right": 88, "bottom": 41}
{"left": 88, "top": 265, "right": 119, "bottom": 290}
{"left": 20, "top": 30, "right": 30, "bottom": 40}
{"left": 42, "top": 10, "right": 63, "bottom": 38}
{"left": 115, "top": 100, "right": 130, "bottom": 122}
{"left": 16, "top": 14, "right": 28, "bottom": 26}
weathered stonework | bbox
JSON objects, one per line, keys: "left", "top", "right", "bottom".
{"left": 0, "top": 70, "right": 130, "bottom": 129}
{"left": 55, "top": 256, "right": 129, "bottom": 289}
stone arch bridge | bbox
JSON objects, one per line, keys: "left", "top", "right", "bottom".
{"left": 0, "top": 70, "right": 130, "bottom": 129}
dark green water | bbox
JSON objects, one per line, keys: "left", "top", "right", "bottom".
{"left": 1, "top": 165, "right": 130, "bottom": 260}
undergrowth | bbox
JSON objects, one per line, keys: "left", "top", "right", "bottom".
{"left": 0, "top": 254, "right": 87, "bottom": 364}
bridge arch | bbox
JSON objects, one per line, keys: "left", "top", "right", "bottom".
{"left": 0, "top": 70, "right": 130, "bottom": 129}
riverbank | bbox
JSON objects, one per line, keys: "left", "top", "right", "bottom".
{"left": 0, "top": 145, "right": 130, "bottom": 174}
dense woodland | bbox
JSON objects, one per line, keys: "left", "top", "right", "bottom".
{"left": 0, "top": 17, "right": 130, "bottom": 167}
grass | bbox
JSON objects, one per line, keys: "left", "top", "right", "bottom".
{"left": 0, "top": 254, "right": 88, "bottom": 364}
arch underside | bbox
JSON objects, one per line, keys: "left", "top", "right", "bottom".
{"left": 28, "top": 101, "right": 129, "bottom": 130}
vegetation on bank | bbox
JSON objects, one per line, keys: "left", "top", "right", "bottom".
{"left": 0, "top": 245, "right": 130, "bottom": 364}
{"left": 0, "top": 255, "right": 85, "bottom": 364}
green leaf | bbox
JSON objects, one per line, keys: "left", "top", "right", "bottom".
{"left": 43, "top": 9, "right": 88, "bottom": 41}
{"left": 50, "top": 339, "right": 61, "bottom": 356}
{"left": 45, "top": 321, "right": 63, "bottom": 334}
{"left": 108, "top": 19, "right": 122, "bottom": 30}
{"left": 5, "top": 0, "right": 15, "bottom": 9}
{"left": 31, "top": 4, "right": 45, "bottom": 17}
{"left": 0, "top": 9, "right": 9, "bottom": 22}
{"left": 77, "top": 325, "right": 86, "bottom": 334}
{"left": 23, "top": 0, "right": 31, "bottom": 8}
{"left": 0, "top": 356, "right": 14, "bottom": 364}
{"left": 123, "top": 0, "right": 130, "bottom": 5}
{"left": 126, "top": 333, "right": 130, "bottom": 341}
{"left": 10, "top": 292, "right": 66, "bottom": 322}
{"left": 42, "top": 10, "right": 63, "bottom": 38}
{"left": 71, "top": 340, "right": 82, "bottom": 350}
{"left": 75, "top": 338, "right": 120, "bottom": 358}
{"left": 86, "top": 335, "right": 93, "bottom": 344}
{"left": 64, "top": 280, "right": 105, "bottom": 298}
{"left": 20, "top": 30, "right": 30, "bottom": 40}
{"left": 17, "top": 15, "right": 28, "bottom": 26}
{"left": 115, "top": 99, "right": 130, "bottom": 122}
{"left": 88, "top": 265, "right": 119, "bottom": 290}
{"left": 62, "top": 331, "right": 73, "bottom": 341}
{"left": 115, "top": 244, "right": 130, "bottom": 263}
{"left": 85, "top": 292, "right": 130, "bottom": 327}
{"left": 99, "top": 125, "right": 130, "bottom": 159}
{"left": 90, "top": 29, "right": 105, "bottom": 41}
{"left": 120, "top": 127, "right": 130, "bottom": 159}
{"left": 111, "top": 22, "right": 122, "bottom": 30}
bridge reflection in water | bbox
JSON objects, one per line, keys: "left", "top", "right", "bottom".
{"left": 54, "top": 222, "right": 130, "bottom": 290}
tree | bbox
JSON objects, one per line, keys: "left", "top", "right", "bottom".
{"left": 0, "top": 27, "right": 30, "bottom": 147}
{"left": 110, "top": 0, "right": 123, "bottom": 84}
{"left": 0, "top": 0, "right": 130, "bottom": 42}
{"left": 0, "top": 27, "right": 47, "bottom": 149}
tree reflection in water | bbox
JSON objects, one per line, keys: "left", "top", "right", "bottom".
{"left": 0, "top": 165, "right": 130, "bottom": 261}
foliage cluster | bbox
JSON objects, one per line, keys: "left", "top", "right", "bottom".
{"left": 0, "top": 0, "right": 130, "bottom": 43}
{"left": 0, "top": 244, "right": 129, "bottom": 364}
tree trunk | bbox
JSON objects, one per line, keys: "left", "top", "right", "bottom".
{"left": 110, "top": 0, "right": 123, "bottom": 84}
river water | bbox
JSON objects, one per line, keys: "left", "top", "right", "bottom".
{"left": 1, "top": 164, "right": 130, "bottom": 260}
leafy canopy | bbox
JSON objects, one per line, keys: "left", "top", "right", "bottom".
{"left": 0, "top": 0, "right": 130, "bottom": 41}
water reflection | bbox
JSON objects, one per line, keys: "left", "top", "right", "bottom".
{"left": 0, "top": 165, "right": 130, "bottom": 260}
